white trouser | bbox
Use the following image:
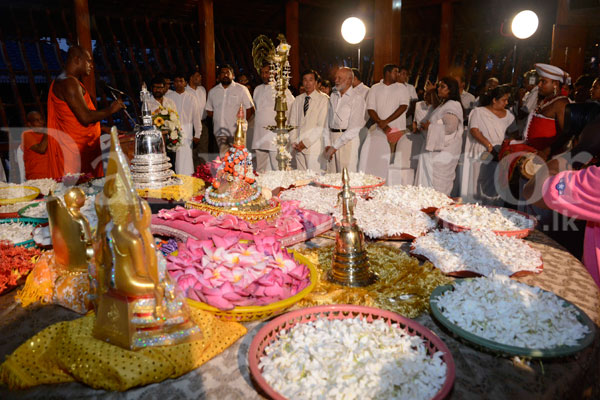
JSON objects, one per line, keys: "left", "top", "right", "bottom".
{"left": 295, "top": 151, "right": 322, "bottom": 171}
{"left": 327, "top": 131, "right": 358, "bottom": 173}
{"left": 175, "top": 141, "right": 194, "bottom": 175}
{"left": 255, "top": 149, "right": 278, "bottom": 172}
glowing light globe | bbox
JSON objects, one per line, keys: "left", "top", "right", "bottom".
{"left": 511, "top": 10, "right": 539, "bottom": 39}
{"left": 341, "top": 17, "right": 366, "bottom": 44}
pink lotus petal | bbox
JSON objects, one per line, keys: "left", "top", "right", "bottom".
{"left": 264, "top": 285, "right": 285, "bottom": 297}
{"left": 177, "top": 274, "right": 198, "bottom": 293}
{"left": 204, "top": 295, "right": 235, "bottom": 310}
{"left": 222, "top": 291, "right": 244, "bottom": 301}
{"left": 289, "top": 264, "right": 309, "bottom": 280}
{"left": 188, "top": 288, "right": 204, "bottom": 302}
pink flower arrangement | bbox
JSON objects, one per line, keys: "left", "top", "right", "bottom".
{"left": 167, "top": 234, "right": 310, "bottom": 310}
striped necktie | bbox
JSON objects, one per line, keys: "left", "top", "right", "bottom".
{"left": 303, "top": 95, "right": 310, "bottom": 116}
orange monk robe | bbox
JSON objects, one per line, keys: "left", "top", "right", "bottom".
{"left": 46, "top": 80, "right": 104, "bottom": 179}
{"left": 21, "top": 130, "right": 51, "bottom": 180}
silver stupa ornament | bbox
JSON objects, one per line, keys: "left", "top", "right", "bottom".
{"left": 130, "top": 84, "right": 180, "bottom": 189}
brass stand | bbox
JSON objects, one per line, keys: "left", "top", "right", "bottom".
{"left": 328, "top": 169, "right": 378, "bottom": 287}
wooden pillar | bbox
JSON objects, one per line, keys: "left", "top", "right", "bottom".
{"left": 373, "top": 0, "right": 394, "bottom": 82}
{"left": 74, "top": 0, "right": 95, "bottom": 100}
{"left": 198, "top": 0, "right": 216, "bottom": 89}
{"left": 286, "top": 0, "right": 300, "bottom": 89}
{"left": 438, "top": 0, "right": 452, "bottom": 79}
{"left": 392, "top": 1, "right": 401, "bottom": 68}
{"left": 550, "top": 0, "right": 588, "bottom": 81}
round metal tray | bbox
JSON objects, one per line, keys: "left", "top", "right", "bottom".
{"left": 430, "top": 281, "right": 596, "bottom": 358}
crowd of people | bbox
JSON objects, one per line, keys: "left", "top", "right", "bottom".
{"left": 11, "top": 45, "right": 600, "bottom": 207}
{"left": 6, "top": 43, "right": 600, "bottom": 286}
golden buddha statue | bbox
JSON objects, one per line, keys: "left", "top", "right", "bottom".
{"left": 18, "top": 187, "right": 96, "bottom": 314}
{"left": 46, "top": 187, "right": 94, "bottom": 272}
{"left": 186, "top": 105, "right": 281, "bottom": 222}
{"left": 93, "top": 127, "right": 201, "bottom": 350}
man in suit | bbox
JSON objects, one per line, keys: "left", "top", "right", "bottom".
{"left": 289, "top": 69, "right": 329, "bottom": 171}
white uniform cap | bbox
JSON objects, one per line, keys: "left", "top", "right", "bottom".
{"left": 534, "top": 63, "right": 567, "bottom": 84}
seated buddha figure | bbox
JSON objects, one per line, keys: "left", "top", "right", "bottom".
{"left": 93, "top": 127, "right": 201, "bottom": 350}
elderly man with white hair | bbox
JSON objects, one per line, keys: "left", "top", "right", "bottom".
{"left": 323, "top": 67, "right": 367, "bottom": 172}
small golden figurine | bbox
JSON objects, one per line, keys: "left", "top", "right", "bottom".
{"left": 46, "top": 187, "right": 94, "bottom": 272}
{"left": 18, "top": 187, "right": 95, "bottom": 314}
{"left": 328, "top": 168, "right": 378, "bottom": 287}
{"left": 93, "top": 127, "right": 201, "bottom": 350}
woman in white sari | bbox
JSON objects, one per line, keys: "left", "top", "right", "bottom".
{"left": 415, "top": 77, "right": 464, "bottom": 195}
{"left": 459, "top": 85, "right": 515, "bottom": 204}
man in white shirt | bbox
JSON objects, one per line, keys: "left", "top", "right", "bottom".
{"left": 360, "top": 64, "right": 410, "bottom": 178}
{"left": 186, "top": 69, "right": 208, "bottom": 161}
{"left": 252, "top": 63, "right": 294, "bottom": 172}
{"left": 351, "top": 68, "right": 369, "bottom": 100}
{"left": 148, "top": 75, "right": 178, "bottom": 114}
{"left": 396, "top": 65, "right": 419, "bottom": 133}
{"left": 186, "top": 69, "right": 207, "bottom": 118}
{"left": 165, "top": 71, "right": 203, "bottom": 175}
{"left": 147, "top": 75, "right": 179, "bottom": 167}
{"left": 289, "top": 69, "right": 329, "bottom": 171}
{"left": 324, "top": 67, "right": 366, "bottom": 173}
{"left": 451, "top": 73, "right": 475, "bottom": 120}
{"left": 206, "top": 65, "right": 254, "bottom": 156}
{"left": 397, "top": 66, "right": 418, "bottom": 102}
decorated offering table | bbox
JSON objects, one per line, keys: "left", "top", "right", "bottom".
{"left": 0, "top": 230, "right": 598, "bottom": 399}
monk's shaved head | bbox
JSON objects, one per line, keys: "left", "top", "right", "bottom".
{"left": 65, "top": 45, "right": 93, "bottom": 77}
{"left": 26, "top": 110, "right": 42, "bottom": 122}
{"left": 26, "top": 110, "right": 44, "bottom": 128}
{"left": 66, "top": 45, "right": 87, "bottom": 62}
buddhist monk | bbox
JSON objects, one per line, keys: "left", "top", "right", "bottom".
{"left": 47, "top": 45, "right": 124, "bottom": 179}
{"left": 21, "top": 111, "right": 50, "bottom": 180}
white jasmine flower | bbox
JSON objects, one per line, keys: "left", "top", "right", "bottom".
{"left": 438, "top": 204, "right": 535, "bottom": 231}
{"left": 332, "top": 197, "right": 435, "bottom": 238}
{"left": 259, "top": 317, "right": 447, "bottom": 400}
{"left": 412, "top": 229, "right": 542, "bottom": 276}
{"left": 0, "top": 221, "right": 36, "bottom": 243}
{"left": 279, "top": 185, "right": 338, "bottom": 214}
{"left": 256, "top": 170, "right": 320, "bottom": 191}
{"left": 315, "top": 172, "right": 384, "bottom": 188}
{"left": 434, "top": 274, "right": 591, "bottom": 348}
{"left": 371, "top": 185, "right": 453, "bottom": 211}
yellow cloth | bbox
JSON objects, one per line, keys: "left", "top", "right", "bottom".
{"left": 16, "top": 251, "right": 91, "bottom": 314}
{"left": 0, "top": 308, "right": 246, "bottom": 391}
{"left": 136, "top": 175, "right": 204, "bottom": 201}
{"left": 296, "top": 244, "right": 452, "bottom": 318}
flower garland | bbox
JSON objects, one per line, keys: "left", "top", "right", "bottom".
{"left": 0, "top": 241, "right": 40, "bottom": 294}
{"left": 152, "top": 106, "right": 183, "bottom": 151}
